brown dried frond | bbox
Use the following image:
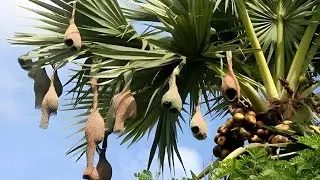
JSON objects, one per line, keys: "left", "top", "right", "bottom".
{"left": 28, "top": 66, "right": 50, "bottom": 108}
{"left": 64, "top": 3, "right": 81, "bottom": 50}
{"left": 221, "top": 51, "right": 240, "bottom": 103}
{"left": 83, "top": 77, "right": 105, "bottom": 178}
{"left": 40, "top": 74, "right": 59, "bottom": 129}
{"left": 279, "top": 78, "right": 294, "bottom": 97}
{"left": 112, "top": 87, "right": 137, "bottom": 133}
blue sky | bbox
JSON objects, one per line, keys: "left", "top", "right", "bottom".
{"left": 0, "top": 1, "right": 227, "bottom": 179}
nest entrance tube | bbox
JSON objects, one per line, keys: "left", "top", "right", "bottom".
{"left": 191, "top": 126, "right": 200, "bottom": 134}
{"left": 226, "top": 89, "right": 237, "bottom": 102}
{"left": 221, "top": 51, "right": 240, "bottom": 103}
{"left": 64, "top": 39, "right": 73, "bottom": 47}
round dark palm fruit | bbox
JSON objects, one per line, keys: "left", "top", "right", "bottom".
{"left": 233, "top": 113, "right": 244, "bottom": 126}
{"left": 271, "top": 135, "right": 288, "bottom": 144}
{"left": 212, "top": 145, "right": 222, "bottom": 157}
{"left": 256, "top": 129, "right": 265, "bottom": 136}
{"left": 217, "top": 136, "right": 227, "bottom": 146}
{"left": 244, "top": 114, "right": 256, "bottom": 126}
{"left": 249, "top": 135, "right": 262, "bottom": 143}
{"left": 260, "top": 129, "right": 270, "bottom": 140}
{"left": 247, "top": 111, "right": 256, "bottom": 117}
{"left": 214, "top": 133, "right": 220, "bottom": 144}
{"left": 275, "top": 124, "right": 290, "bottom": 131}
{"left": 239, "top": 127, "right": 251, "bottom": 140}
{"left": 225, "top": 118, "right": 234, "bottom": 128}
{"left": 220, "top": 149, "right": 231, "bottom": 159}
{"left": 218, "top": 125, "right": 229, "bottom": 134}
{"left": 231, "top": 127, "right": 246, "bottom": 141}
{"left": 283, "top": 120, "right": 293, "bottom": 125}
{"left": 256, "top": 121, "right": 264, "bottom": 128}
{"left": 231, "top": 128, "right": 241, "bottom": 140}
{"left": 268, "top": 134, "right": 276, "bottom": 143}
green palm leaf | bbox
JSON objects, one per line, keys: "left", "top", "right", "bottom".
{"left": 10, "top": 0, "right": 276, "bottom": 174}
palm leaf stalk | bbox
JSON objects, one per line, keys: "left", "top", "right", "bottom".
{"left": 301, "top": 82, "right": 320, "bottom": 98}
{"left": 239, "top": 81, "right": 268, "bottom": 113}
{"left": 275, "top": 9, "right": 285, "bottom": 94}
{"left": 235, "top": 0, "right": 279, "bottom": 100}
{"left": 301, "top": 35, "right": 320, "bottom": 75}
{"left": 281, "top": 6, "right": 320, "bottom": 100}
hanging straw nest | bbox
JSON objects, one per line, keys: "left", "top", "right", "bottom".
{"left": 221, "top": 51, "right": 240, "bottom": 103}
{"left": 28, "top": 66, "right": 51, "bottom": 109}
{"left": 53, "top": 69, "right": 63, "bottom": 97}
{"left": 83, "top": 78, "right": 105, "bottom": 179}
{"left": 161, "top": 72, "right": 182, "bottom": 114}
{"left": 190, "top": 95, "right": 208, "bottom": 140}
{"left": 112, "top": 87, "right": 137, "bottom": 133}
{"left": 40, "top": 72, "right": 59, "bottom": 129}
{"left": 96, "top": 148, "right": 112, "bottom": 180}
{"left": 18, "top": 54, "right": 32, "bottom": 71}
{"left": 64, "top": 2, "right": 81, "bottom": 50}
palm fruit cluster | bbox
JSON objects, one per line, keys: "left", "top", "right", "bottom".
{"left": 212, "top": 107, "right": 290, "bottom": 160}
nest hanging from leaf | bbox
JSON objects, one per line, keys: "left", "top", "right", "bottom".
{"left": 112, "top": 87, "right": 137, "bottom": 133}
{"left": 83, "top": 78, "right": 105, "bottom": 179}
{"left": 161, "top": 72, "right": 182, "bottom": 113}
{"left": 64, "top": 3, "right": 81, "bottom": 50}
{"left": 28, "top": 66, "right": 51, "bottom": 109}
{"left": 221, "top": 51, "right": 240, "bottom": 103}
{"left": 40, "top": 73, "right": 59, "bottom": 129}
{"left": 190, "top": 96, "right": 208, "bottom": 140}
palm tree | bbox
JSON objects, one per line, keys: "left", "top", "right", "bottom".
{"left": 10, "top": 0, "right": 320, "bottom": 179}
